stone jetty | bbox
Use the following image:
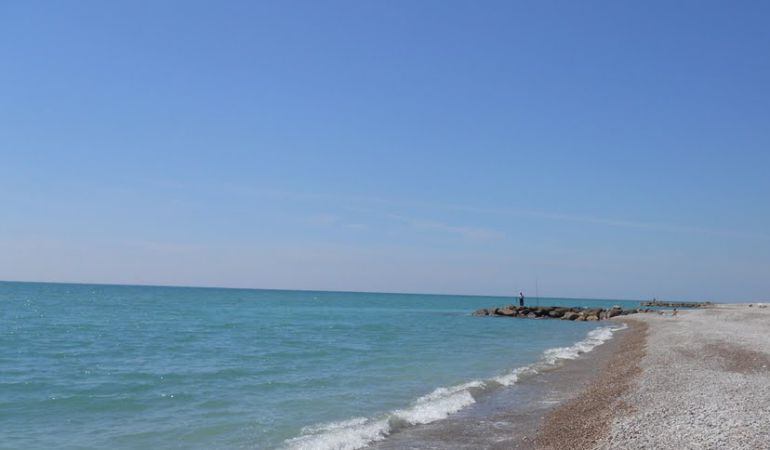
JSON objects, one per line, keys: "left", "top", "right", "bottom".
{"left": 473, "top": 305, "right": 641, "bottom": 321}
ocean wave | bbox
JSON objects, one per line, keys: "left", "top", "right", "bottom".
{"left": 543, "top": 323, "right": 626, "bottom": 364}
{"left": 492, "top": 365, "right": 538, "bottom": 386}
{"left": 283, "top": 386, "right": 476, "bottom": 450}
{"left": 282, "top": 323, "right": 627, "bottom": 450}
{"left": 286, "top": 417, "right": 390, "bottom": 450}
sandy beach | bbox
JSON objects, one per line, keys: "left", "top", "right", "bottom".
{"left": 539, "top": 304, "right": 770, "bottom": 449}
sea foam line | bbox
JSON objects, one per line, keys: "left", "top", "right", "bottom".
{"left": 282, "top": 323, "right": 627, "bottom": 450}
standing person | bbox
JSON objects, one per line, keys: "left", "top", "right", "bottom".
{"left": 519, "top": 291, "right": 525, "bottom": 307}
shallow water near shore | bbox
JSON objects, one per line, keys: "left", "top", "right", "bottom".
{"left": 1, "top": 282, "right": 638, "bottom": 449}
{"left": 370, "top": 326, "right": 626, "bottom": 450}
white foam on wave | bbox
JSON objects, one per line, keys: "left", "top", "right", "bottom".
{"left": 283, "top": 323, "right": 627, "bottom": 450}
{"left": 394, "top": 389, "right": 476, "bottom": 425}
{"left": 300, "top": 417, "right": 369, "bottom": 435}
{"left": 493, "top": 365, "right": 538, "bottom": 386}
{"left": 283, "top": 380, "right": 481, "bottom": 450}
{"left": 285, "top": 417, "right": 390, "bottom": 450}
{"left": 543, "top": 323, "right": 627, "bottom": 364}
{"left": 415, "top": 380, "right": 486, "bottom": 402}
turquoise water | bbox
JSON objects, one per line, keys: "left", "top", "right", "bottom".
{"left": 0, "top": 282, "right": 639, "bottom": 449}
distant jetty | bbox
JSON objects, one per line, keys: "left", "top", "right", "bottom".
{"left": 640, "top": 300, "right": 711, "bottom": 308}
{"left": 473, "top": 305, "right": 640, "bottom": 321}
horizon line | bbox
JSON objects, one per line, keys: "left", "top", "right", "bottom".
{"left": 0, "top": 278, "right": 673, "bottom": 304}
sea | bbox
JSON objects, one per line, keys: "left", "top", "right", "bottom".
{"left": 0, "top": 281, "right": 642, "bottom": 450}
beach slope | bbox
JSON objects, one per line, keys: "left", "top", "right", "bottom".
{"left": 542, "top": 304, "right": 770, "bottom": 449}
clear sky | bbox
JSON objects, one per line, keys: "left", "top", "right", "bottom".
{"left": 2, "top": 1, "right": 769, "bottom": 301}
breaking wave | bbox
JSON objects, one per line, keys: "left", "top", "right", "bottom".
{"left": 283, "top": 323, "right": 627, "bottom": 450}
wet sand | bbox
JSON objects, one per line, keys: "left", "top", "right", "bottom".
{"left": 535, "top": 320, "right": 647, "bottom": 450}
{"left": 370, "top": 324, "right": 634, "bottom": 450}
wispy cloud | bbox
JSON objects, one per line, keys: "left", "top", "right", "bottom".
{"left": 305, "top": 210, "right": 498, "bottom": 239}
{"left": 224, "top": 186, "right": 769, "bottom": 241}
{"left": 306, "top": 214, "right": 368, "bottom": 231}
{"left": 442, "top": 205, "right": 770, "bottom": 240}
{"left": 384, "top": 213, "right": 506, "bottom": 241}
{"left": 306, "top": 214, "right": 341, "bottom": 226}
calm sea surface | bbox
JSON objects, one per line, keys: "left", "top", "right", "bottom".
{"left": 0, "top": 282, "right": 640, "bottom": 449}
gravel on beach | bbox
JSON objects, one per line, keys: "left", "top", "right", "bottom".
{"left": 535, "top": 303, "right": 769, "bottom": 450}
{"left": 602, "top": 304, "right": 770, "bottom": 449}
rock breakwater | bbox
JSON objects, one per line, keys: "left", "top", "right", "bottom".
{"left": 473, "top": 305, "right": 639, "bottom": 321}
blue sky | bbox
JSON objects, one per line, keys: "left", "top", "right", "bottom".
{"left": 2, "top": 1, "right": 769, "bottom": 301}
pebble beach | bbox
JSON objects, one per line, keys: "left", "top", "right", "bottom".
{"left": 539, "top": 304, "right": 770, "bottom": 450}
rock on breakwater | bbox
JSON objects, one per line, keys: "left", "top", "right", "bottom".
{"left": 473, "top": 305, "right": 639, "bottom": 321}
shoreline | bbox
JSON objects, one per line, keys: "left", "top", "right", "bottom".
{"left": 535, "top": 319, "right": 648, "bottom": 449}
{"left": 370, "top": 303, "right": 770, "bottom": 449}
{"left": 367, "top": 323, "right": 632, "bottom": 450}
